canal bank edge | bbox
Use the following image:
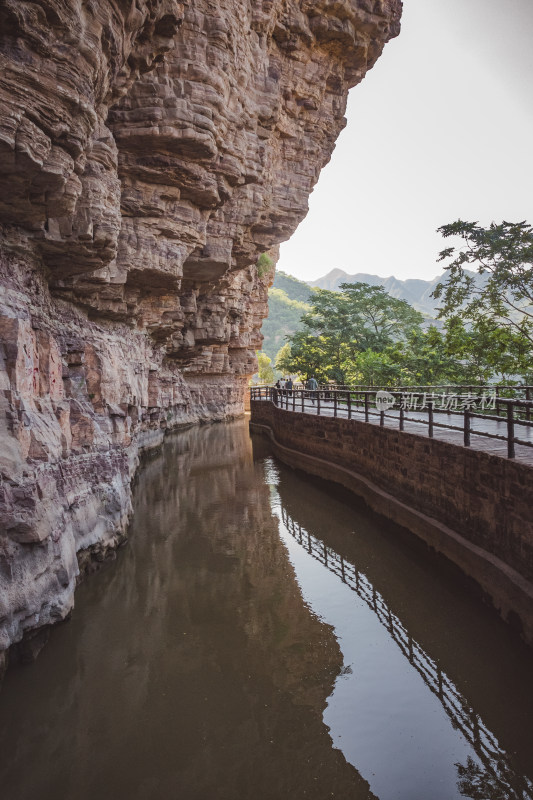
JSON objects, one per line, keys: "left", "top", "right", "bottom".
{"left": 249, "top": 409, "right": 533, "bottom": 648}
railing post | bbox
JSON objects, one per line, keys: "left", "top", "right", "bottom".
{"left": 399, "top": 405, "right": 404, "bottom": 431}
{"left": 364, "top": 392, "right": 369, "bottom": 422}
{"left": 495, "top": 386, "right": 500, "bottom": 417}
{"left": 428, "top": 401, "right": 434, "bottom": 438}
{"left": 347, "top": 391, "right": 351, "bottom": 420}
{"left": 292, "top": 389, "right": 296, "bottom": 412}
{"left": 317, "top": 391, "right": 321, "bottom": 416}
{"left": 301, "top": 390, "right": 304, "bottom": 413}
{"left": 507, "top": 402, "right": 515, "bottom": 459}
{"left": 526, "top": 388, "right": 531, "bottom": 422}
{"left": 464, "top": 406, "right": 471, "bottom": 447}
{"left": 334, "top": 391, "right": 337, "bottom": 418}
{"left": 380, "top": 409, "right": 384, "bottom": 427}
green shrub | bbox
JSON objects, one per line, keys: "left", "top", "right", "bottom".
{"left": 256, "top": 252, "right": 273, "bottom": 278}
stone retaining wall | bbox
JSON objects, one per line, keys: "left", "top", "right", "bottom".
{"left": 250, "top": 400, "right": 533, "bottom": 645}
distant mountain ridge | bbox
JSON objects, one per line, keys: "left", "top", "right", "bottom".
{"left": 308, "top": 268, "right": 444, "bottom": 318}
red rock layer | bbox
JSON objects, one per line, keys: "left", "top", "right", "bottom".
{"left": 0, "top": 0, "right": 401, "bottom": 664}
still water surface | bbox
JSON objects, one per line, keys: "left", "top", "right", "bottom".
{"left": 1, "top": 420, "right": 533, "bottom": 800}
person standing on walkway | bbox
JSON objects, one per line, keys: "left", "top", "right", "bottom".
{"left": 286, "top": 377, "right": 293, "bottom": 397}
{"left": 306, "top": 375, "right": 318, "bottom": 404}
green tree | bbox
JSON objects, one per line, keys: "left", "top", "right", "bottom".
{"left": 387, "top": 325, "right": 467, "bottom": 386}
{"left": 345, "top": 350, "right": 401, "bottom": 387}
{"left": 282, "top": 282, "right": 424, "bottom": 383}
{"left": 278, "top": 331, "right": 334, "bottom": 383}
{"left": 274, "top": 342, "right": 292, "bottom": 374}
{"left": 340, "top": 282, "right": 424, "bottom": 350}
{"left": 433, "top": 220, "right": 533, "bottom": 349}
{"left": 444, "top": 317, "right": 532, "bottom": 383}
{"left": 299, "top": 287, "right": 358, "bottom": 379}
{"left": 256, "top": 351, "right": 274, "bottom": 384}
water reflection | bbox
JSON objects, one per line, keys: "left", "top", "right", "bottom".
{"left": 0, "top": 421, "right": 374, "bottom": 800}
{"left": 0, "top": 421, "right": 532, "bottom": 800}
{"left": 264, "top": 453, "right": 533, "bottom": 800}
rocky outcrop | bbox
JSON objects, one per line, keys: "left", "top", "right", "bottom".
{"left": 0, "top": 0, "right": 402, "bottom": 667}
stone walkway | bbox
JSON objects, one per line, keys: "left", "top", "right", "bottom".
{"left": 274, "top": 398, "right": 533, "bottom": 466}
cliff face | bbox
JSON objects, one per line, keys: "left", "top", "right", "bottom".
{"left": 0, "top": 0, "right": 401, "bottom": 667}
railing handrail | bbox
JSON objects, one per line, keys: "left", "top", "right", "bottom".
{"left": 249, "top": 387, "right": 533, "bottom": 459}
{"left": 250, "top": 386, "right": 533, "bottom": 408}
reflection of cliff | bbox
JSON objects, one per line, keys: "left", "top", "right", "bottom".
{"left": 0, "top": 0, "right": 402, "bottom": 660}
{"left": 0, "top": 421, "right": 376, "bottom": 799}
{"left": 270, "top": 459, "right": 533, "bottom": 798}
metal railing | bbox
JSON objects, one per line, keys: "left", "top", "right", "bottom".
{"left": 250, "top": 387, "right": 533, "bottom": 460}
{"left": 326, "top": 383, "right": 533, "bottom": 400}
{"left": 279, "top": 503, "right": 533, "bottom": 800}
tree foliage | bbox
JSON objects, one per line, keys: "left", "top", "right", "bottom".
{"left": 281, "top": 282, "right": 424, "bottom": 383}
{"left": 276, "top": 331, "right": 336, "bottom": 383}
{"left": 256, "top": 351, "right": 274, "bottom": 384}
{"left": 433, "top": 220, "right": 533, "bottom": 347}
{"left": 339, "top": 282, "right": 424, "bottom": 350}
{"left": 273, "top": 229, "right": 533, "bottom": 387}
{"left": 256, "top": 252, "right": 274, "bottom": 278}
{"left": 274, "top": 342, "right": 292, "bottom": 374}
{"left": 277, "top": 270, "right": 533, "bottom": 386}
{"left": 430, "top": 220, "right": 533, "bottom": 381}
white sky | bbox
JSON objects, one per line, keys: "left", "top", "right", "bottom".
{"left": 277, "top": 0, "right": 533, "bottom": 283}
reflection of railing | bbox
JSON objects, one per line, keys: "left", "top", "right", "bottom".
{"left": 280, "top": 504, "right": 533, "bottom": 800}
{"left": 250, "top": 387, "right": 533, "bottom": 460}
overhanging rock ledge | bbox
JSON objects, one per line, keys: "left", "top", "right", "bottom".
{"left": 0, "top": 0, "right": 402, "bottom": 669}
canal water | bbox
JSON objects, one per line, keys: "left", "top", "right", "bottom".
{"left": 1, "top": 420, "right": 533, "bottom": 800}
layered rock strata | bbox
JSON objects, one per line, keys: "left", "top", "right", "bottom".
{"left": 0, "top": 0, "right": 402, "bottom": 670}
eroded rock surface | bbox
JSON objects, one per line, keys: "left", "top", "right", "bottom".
{"left": 0, "top": 0, "right": 401, "bottom": 667}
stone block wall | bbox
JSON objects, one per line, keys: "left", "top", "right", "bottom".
{"left": 251, "top": 400, "right": 533, "bottom": 642}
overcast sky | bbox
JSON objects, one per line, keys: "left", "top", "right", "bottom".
{"left": 277, "top": 0, "right": 533, "bottom": 283}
